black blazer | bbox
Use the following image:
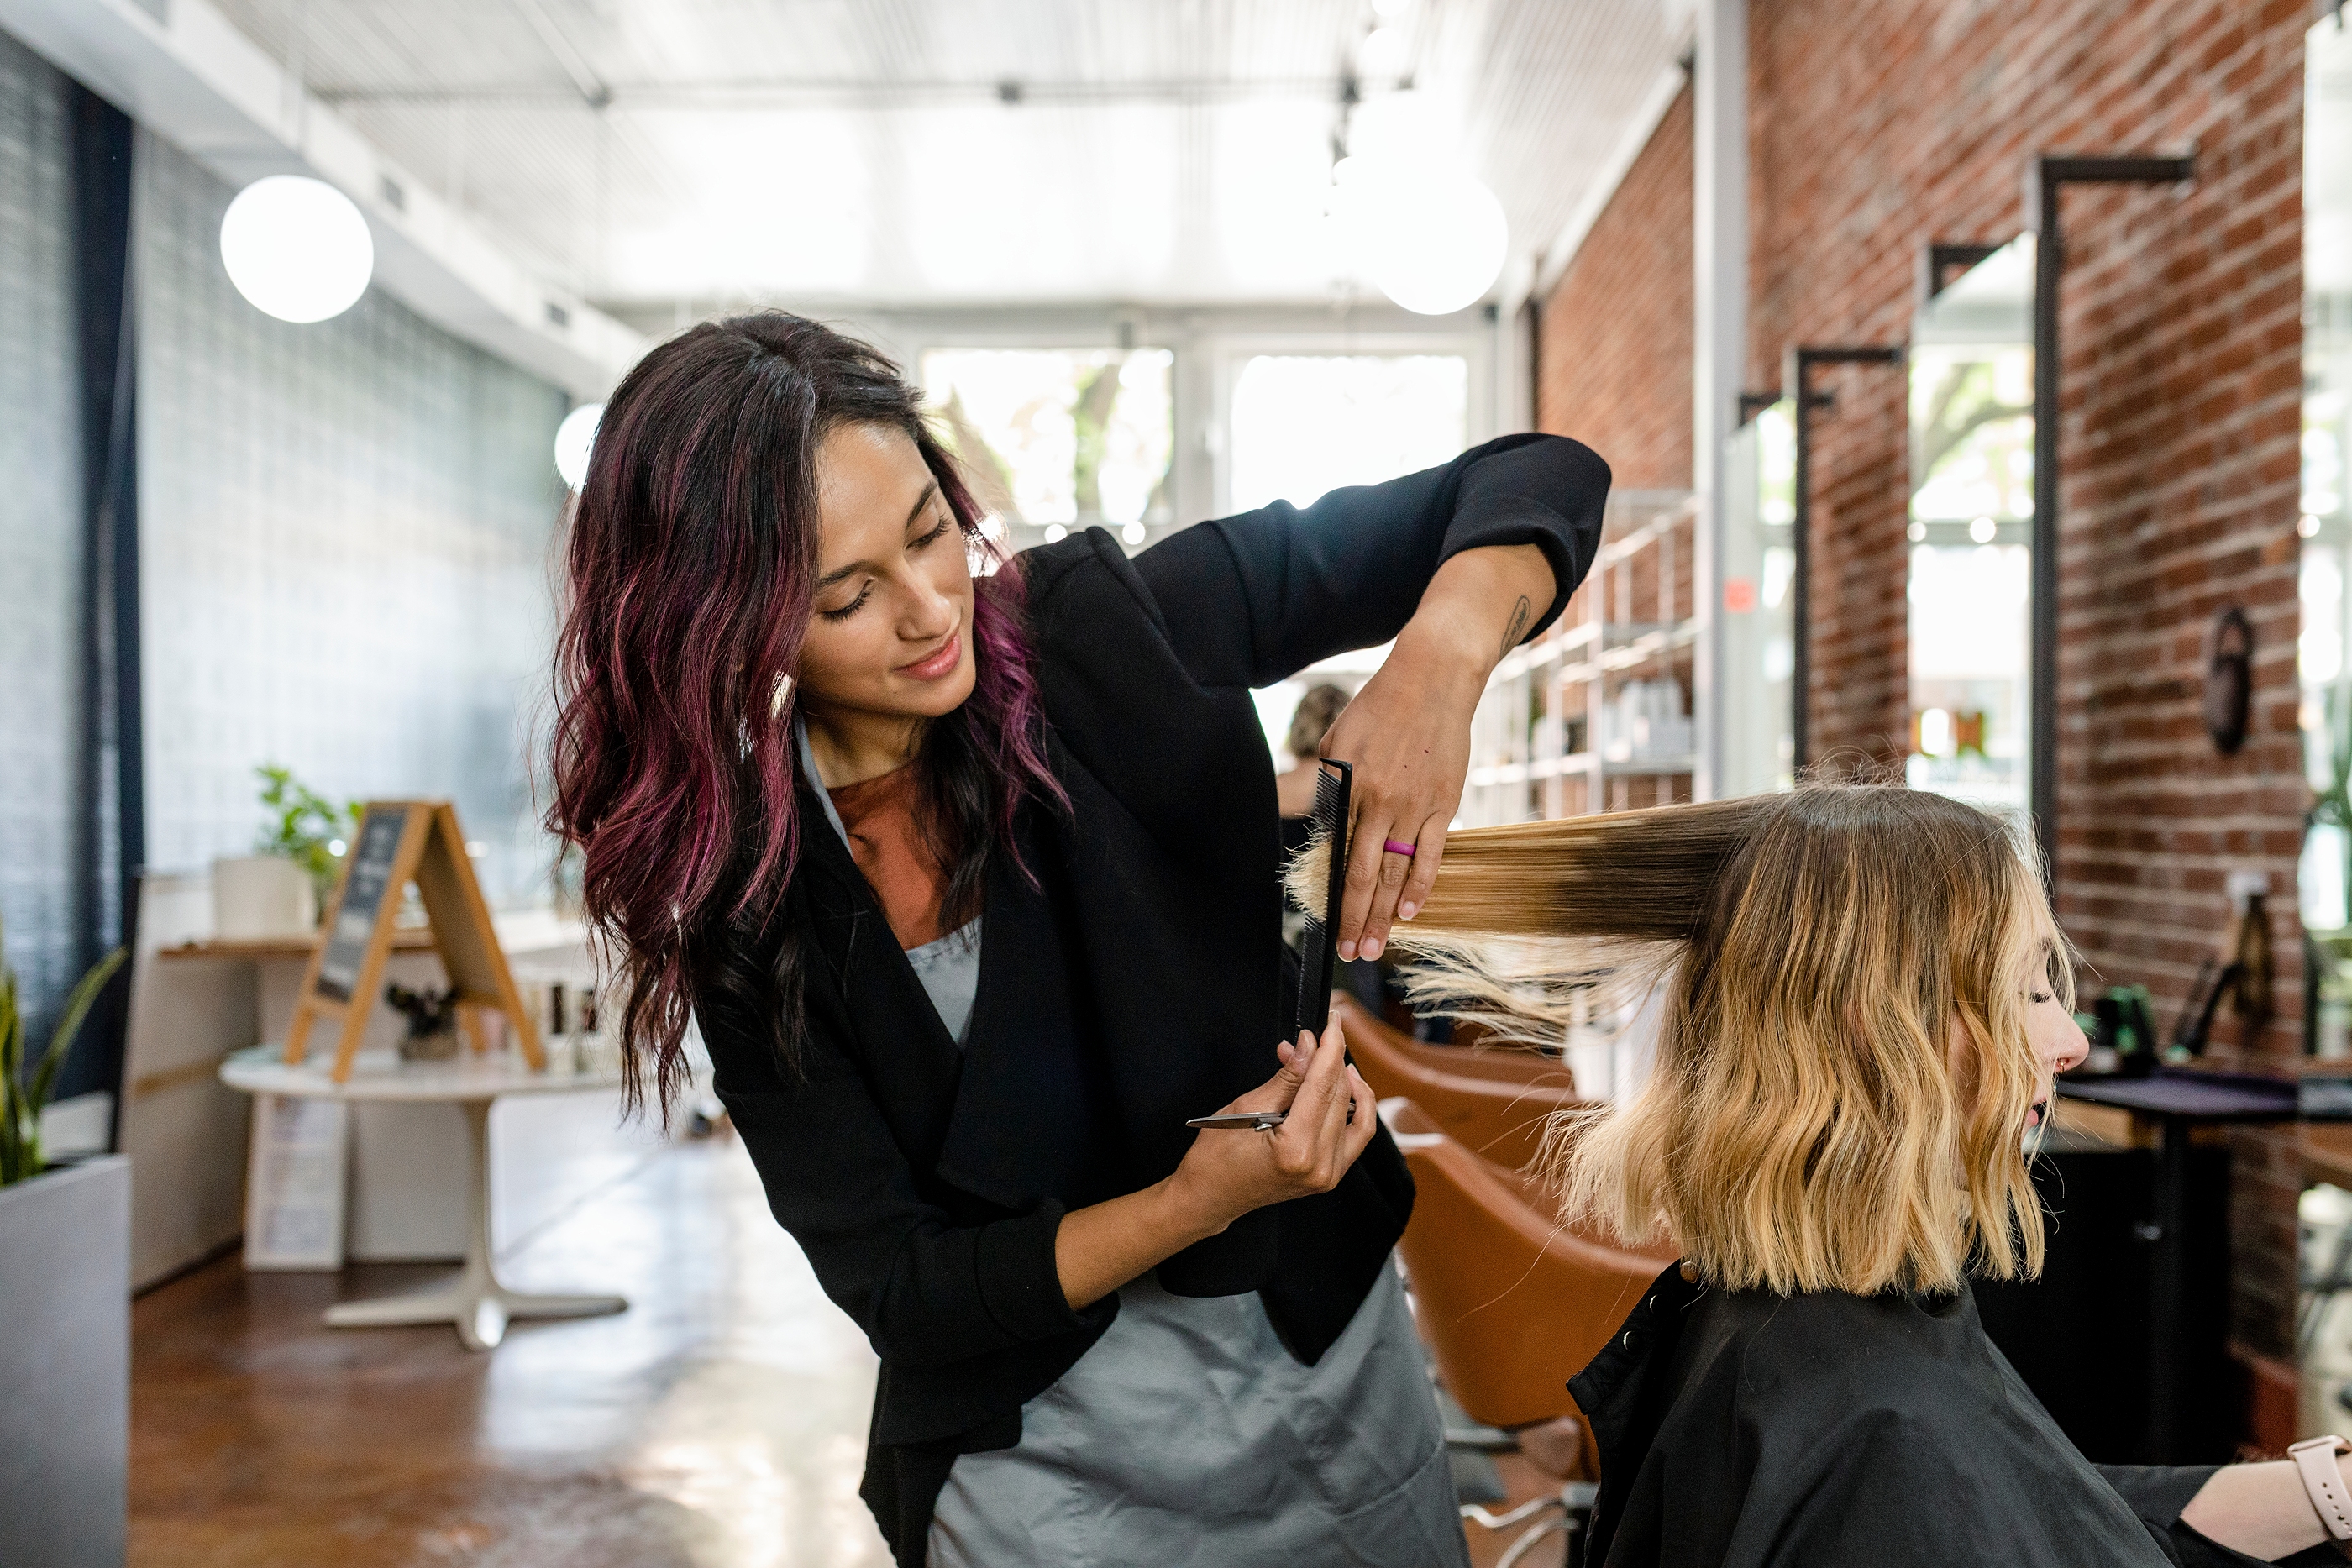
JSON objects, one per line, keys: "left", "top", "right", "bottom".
{"left": 697, "top": 432, "right": 1610, "bottom": 1565}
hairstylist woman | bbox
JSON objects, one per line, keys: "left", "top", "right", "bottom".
{"left": 548, "top": 313, "right": 1608, "bottom": 1567}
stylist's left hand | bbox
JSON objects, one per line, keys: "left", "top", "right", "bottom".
{"left": 1317, "top": 627, "right": 1481, "bottom": 963}
{"left": 1319, "top": 542, "right": 1553, "bottom": 962}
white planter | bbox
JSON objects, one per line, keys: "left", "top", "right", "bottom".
{"left": 0, "top": 1156, "right": 129, "bottom": 1568}
{"left": 212, "top": 856, "right": 316, "bottom": 938}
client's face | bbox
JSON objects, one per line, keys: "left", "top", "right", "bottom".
{"left": 797, "top": 422, "right": 978, "bottom": 728}
{"left": 1944, "top": 956, "right": 2090, "bottom": 1131}
{"left": 2020, "top": 975, "right": 2089, "bottom": 1130}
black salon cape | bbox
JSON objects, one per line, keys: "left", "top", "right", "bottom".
{"left": 694, "top": 433, "right": 1610, "bottom": 1565}
{"left": 1572, "top": 1262, "right": 2335, "bottom": 1568}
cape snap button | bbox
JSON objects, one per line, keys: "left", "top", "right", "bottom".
{"left": 1621, "top": 1329, "right": 1638, "bottom": 1350}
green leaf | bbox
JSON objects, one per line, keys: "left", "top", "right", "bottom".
{"left": 25, "top": 947, "right": 125, "bottom": 1129}
{"left": 1, "top": 944, "right": 22, "bottom": 1185}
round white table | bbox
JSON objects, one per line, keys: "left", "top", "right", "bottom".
{"left": 220, "top": 1046, "right": 630, "bottom": 1350}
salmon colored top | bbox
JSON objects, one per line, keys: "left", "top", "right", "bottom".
{"left": 826, "top": 764, "right": 948, "bottom": 951}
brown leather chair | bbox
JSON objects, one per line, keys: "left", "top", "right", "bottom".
{"left": 1336, "top": 994, "right": 1585, "bottom": 1172}
{"left": 1388, "top": 1098, "right": 1675, "bottom": 1565}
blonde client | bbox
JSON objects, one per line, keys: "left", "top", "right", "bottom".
{"left": 1338, "top": 784, "right": 2351, "bottom": 1567}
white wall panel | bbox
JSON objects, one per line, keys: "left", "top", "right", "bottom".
{"left": 0, "top": 27, "right": 87, "bottom": 1045}
{"left": 137, "top": 133, "right": 569, "bottom": 905}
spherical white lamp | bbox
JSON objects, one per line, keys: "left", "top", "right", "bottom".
{"left": 554, "top": 403, "right": 604, "bottom": 490}
{"left": 1352, "top": 165, "right": 1508, "bottom": 316}
{"left": 218, "top": 176, "right": 375, "bottom": 323}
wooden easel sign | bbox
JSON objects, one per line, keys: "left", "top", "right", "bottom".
{"left": 283, "top": 800, "right": 544, "bottom": 1082}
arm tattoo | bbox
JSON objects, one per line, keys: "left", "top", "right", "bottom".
{"left": 1499, "top": 595, "right": 1531, "bottom": 656}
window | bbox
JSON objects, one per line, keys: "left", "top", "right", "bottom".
{"left": 1224, "top": 351, "right": 1471, "bottom": 760}
{"left": 1226, "top": 354, "right": 1468, "bottom": 514}
{"left": 920, "top": 348, "right": 1174, "bottom": 549}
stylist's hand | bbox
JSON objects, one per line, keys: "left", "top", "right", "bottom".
{"left": 1169, "top": 1017, "right": 1378, "bottom": 1230}
{"left": 1320, "top": 541, "right": 1556, "bottom": 962}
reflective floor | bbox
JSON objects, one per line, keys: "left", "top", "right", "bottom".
{"left": 130, "top": 1099, "right": 1529, "bottom": 1566}
{"left": 130, "top": 1108, "right": 890, "bottom": 1568}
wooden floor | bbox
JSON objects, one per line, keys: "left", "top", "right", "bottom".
{"left": 130, "top": 1111, "right": 1551, "bottom": 1566}
{"left": 132, "top": 1119, "right": 890, "bottom": 1568}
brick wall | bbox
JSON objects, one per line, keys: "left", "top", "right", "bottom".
{"left": 1538, "top": 0, "right": 2312, "bottom": 1380}
{"left": 1531, "top": 84, "right": 1699, "bottom": 822}
{"left": 1536, "top": 81, "right": 1694, "bottom": 492}
{"left": 1749, "top": 0, "right": 2309, "bottom": 1366}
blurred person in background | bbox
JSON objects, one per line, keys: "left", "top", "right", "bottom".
{"left": 1278, "top": 681, "right": 1353, "bottom": 843}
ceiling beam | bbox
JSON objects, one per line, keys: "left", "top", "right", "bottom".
{"left": 313, "top": 76, "right": 1353, "bottom": 110}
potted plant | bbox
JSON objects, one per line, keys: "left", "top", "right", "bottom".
{"left": 213, "top": 764, "right": 354, "bottom": 938}
{"left": 1, "top": 911, "right": 129, "bottom": 1566}
{"left": 386, "top": 983, "right": 463, "bottom": 1062}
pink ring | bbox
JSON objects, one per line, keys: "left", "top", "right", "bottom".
{"left": 1382, "top": 838, "right": 1418, "bottom": 857}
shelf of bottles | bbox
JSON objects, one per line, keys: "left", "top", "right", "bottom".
{"left": 1462, "top": 490, "right": 1701, "bottom": 827}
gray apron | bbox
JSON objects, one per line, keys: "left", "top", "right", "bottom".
{"left": 800, "top": 724, "right": 1464, "bottom": 1565}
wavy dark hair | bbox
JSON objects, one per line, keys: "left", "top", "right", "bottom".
{"left": 547, "top": 312, "right": 1064, "bottom": 1112}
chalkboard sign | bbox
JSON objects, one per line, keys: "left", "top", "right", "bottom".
{"left": 283, "top": 800, "right": 544, "bottom": 1082}
{"left": 315, "top": 808, "right": 406, "bottom": 1002}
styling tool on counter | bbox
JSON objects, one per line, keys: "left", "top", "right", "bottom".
{"left": 2068, "top": 984, "right": 2159, "bottom": 1078}
{"left": 2171, "top": 956, "right": 2244, "bottom": 1059}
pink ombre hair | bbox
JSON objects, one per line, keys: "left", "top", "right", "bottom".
{"left": 547, "top": 313, "right": 1063, "bottom": 1111}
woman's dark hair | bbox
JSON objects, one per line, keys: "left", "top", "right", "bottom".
{"left": 547, "top": 312, "right": 1064, "bottom": 1112}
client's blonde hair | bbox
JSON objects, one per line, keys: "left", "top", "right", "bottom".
{"left": 1294, "top": 784, "right": 2065, "bottom": 1296}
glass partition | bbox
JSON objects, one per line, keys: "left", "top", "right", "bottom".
{"left": 2303, "top": 15, "right": 2352, "bottom": 1055}
{"left": 1718, "top": 400, "right": 1796, "bottom": 796}
{"left": 1908, "top": 238, "right": 2035, "bottom": 817}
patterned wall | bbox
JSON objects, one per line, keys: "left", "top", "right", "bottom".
{"left": 137, "top": 136, "right": 571, "bottom": 908}
{"left": 0, "top": 30, "right": 87, "bottom": 1048}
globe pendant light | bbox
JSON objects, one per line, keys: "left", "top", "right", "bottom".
{"left": 1370, "top": 167, "right": 1506, "bottom": 315}
{"left": 1336, "top": 160, "right": 1508, "bottom": 317}
{"left": 554, "top": 403, "right": 604, "bottom": 490}
{"left": 1331, "top": 91, "right": 1509, "bottom": 317}
{"left": 218, "top": 175, "right": 375, "bottom": 323}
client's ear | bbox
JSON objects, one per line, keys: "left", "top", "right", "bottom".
{"left": 1942, "top": 1012, "right": 1978, "bottom": 1075}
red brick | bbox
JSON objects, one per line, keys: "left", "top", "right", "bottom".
{"left": 1536, "top": 0, "right": 2313, "bottom": 1371}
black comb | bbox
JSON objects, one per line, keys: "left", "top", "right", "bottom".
{"left": 1182, "top": 759, "right": 1357, "bottom": 1134}
{"left": 1294, "top": 758, "right": 1353, "bottom": 1040}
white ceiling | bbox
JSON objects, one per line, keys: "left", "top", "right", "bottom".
{"left": 202, "top": 0, "right": 1688, "bottom": 312}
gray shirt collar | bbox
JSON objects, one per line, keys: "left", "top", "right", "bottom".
{"left": 794, "top": 716, "right": 853, "bottom": 849}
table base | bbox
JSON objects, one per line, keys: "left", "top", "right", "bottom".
{"left": 325, "top": 1275, "right": 627, "bottom": 1351}
{"left": 321, "top": 1098, "right": 627, "bottom": 1350}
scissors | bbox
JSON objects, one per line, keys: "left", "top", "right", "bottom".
{"left": 1184, "top": 1110, "right": 1288, "bottom": 1131}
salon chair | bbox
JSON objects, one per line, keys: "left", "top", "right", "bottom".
{"left": 1386, "top": 1098, "right": 1674, "bottom": 1567}
{"left": 1337, "top": 994, "right": 1586, "bottom": 1171}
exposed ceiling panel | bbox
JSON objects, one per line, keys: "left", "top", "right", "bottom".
{"left": 206, "top": 0, "right": 1684, "bottom": 310}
